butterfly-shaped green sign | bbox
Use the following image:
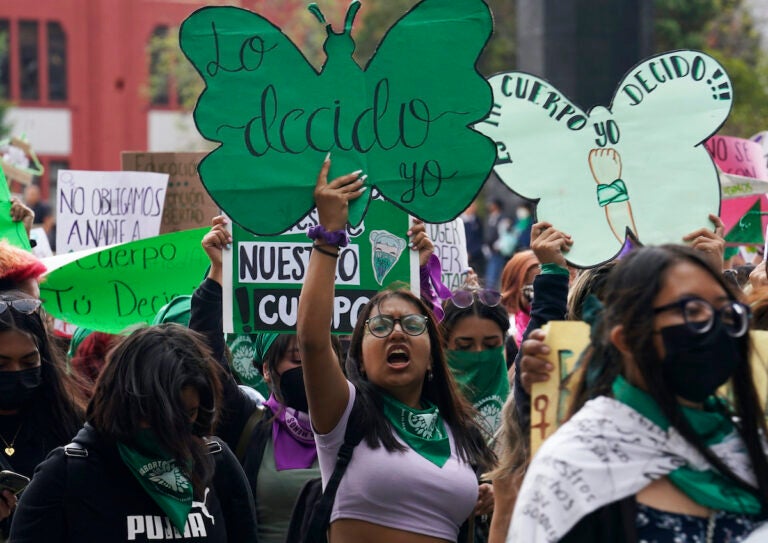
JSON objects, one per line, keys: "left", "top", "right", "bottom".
{"left": 477, "top": 50, "right": 732, "bottom": 268}
{"left": 180, "top": 0, "right": 496, "bottom": 236}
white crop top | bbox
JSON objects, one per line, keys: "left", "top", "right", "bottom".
{"left": 314, "top": 381, "right": 478, "bottom": 541}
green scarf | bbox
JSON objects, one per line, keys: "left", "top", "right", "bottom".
{"left": 612, "top": 375, "right": 761, "bottom": 514}
{"left": 380, "top": 392, "right": 451, "bottom": 467}
{"left": 447, "top": 346, "right": 509, "bottom": 437}
{"left": 596, "top": 178, "right": 630, "bottom": 207}
{"left": 117, "top": 430, "right": 194, "bottom": 532}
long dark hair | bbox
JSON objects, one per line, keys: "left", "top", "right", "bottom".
{"left": 0, "top": 289, "right": 84, "bottom": 444}
{"left": 345, "top": 289, "right": 495, "bottom": 470}
{"left": 87, "top": 324, "right": 223, "bottom": 495}
{"left": 571, "top": 245, "right": 768, "bottom": 507}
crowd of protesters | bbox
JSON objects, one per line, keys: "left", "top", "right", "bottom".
{"left": 1, "top": 159, "right": 768, "bottom": 543}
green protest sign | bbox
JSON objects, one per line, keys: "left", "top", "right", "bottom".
{"left": 224, "top": 197, "right": 417, "bottom": 335}
{"left": 179, "top": 0, "right": 495, "bottom": 235}
{"left": 0, "top": 168, "right": 31, "bottom": 250}
{"left": 477, "top": 50, "right": 732, "bottom": 267}
{"left": 41, "top": 228, "right": 209, "bottom": 333}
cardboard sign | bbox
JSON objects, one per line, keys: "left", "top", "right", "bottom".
{"left": 748, "top": 330, "right": 768, "bottom": 416}
{"left": 41, "top": 228, "right": 209, "bottom": 333}
{"left": 705, "top": 135, "right": 768, "bottom": 180}
{"left": 56, "top": 170, "right": 168, "bottom": 253}
{"left": 121, "top": 152, "right": 220, "bottom": 233}
{"left": 223, "top": 198, "right": 418, "bottom": 334}
{"left": 426, "top": 218, "right": 468, "bottom": 290}
{"left": 179, "top": 0, "right": 495, "bottom": 235}
{"left": 530, "top": 321, "right": 590, "bottom": 455}
{"left": 478, "top": 51, "right": 732, "bottom": 268}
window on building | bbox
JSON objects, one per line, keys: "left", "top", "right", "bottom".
{"left": 2, "top": 19, "right": 68, "bottom": 104}
{"left": 19, "top": 20, "right": 39, "bottom": 101}
{"left": 149, "top": 25, "right": 171, "bottom": 106}
{"left": 0, "top": 20, "right": 9, "bottom": 100}
{"left": 47, "top": 22, "right": 67, "bottom": 101}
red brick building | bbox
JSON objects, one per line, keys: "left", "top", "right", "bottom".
{"left": 0, "top": 0, "right": 307, "bottom": 202}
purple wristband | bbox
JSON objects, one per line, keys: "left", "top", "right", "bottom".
{"left": 307, "top": 225, "right": 349, "bottom": 247}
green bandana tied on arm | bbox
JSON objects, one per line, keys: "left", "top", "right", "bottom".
{"left": 117, "top": 429, "right": 194, "bottom": 532}
{"left": 380, "top": 392, "right": 451, "bottom": 467}
{"left": 612, "top": 375, "right": 762, "bottom": 514}
{"left": 447, "top": 346, "right": 509, "bottom": 437}
{"left": 596, "top": 179, "right": 630, "bottom": 207}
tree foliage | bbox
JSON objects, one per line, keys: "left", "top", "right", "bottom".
{"left": 654, "top": 0, "right": 768, "bottom": 137}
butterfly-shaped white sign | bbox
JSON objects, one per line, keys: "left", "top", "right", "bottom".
{"left": 477, "top": 50, "right": 732, "bottom": 267}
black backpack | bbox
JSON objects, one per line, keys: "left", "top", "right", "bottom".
{"left": 284, "top": 395, "right": 364, "bottom": 543}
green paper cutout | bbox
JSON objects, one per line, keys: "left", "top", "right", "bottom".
{"left": 0, "top": 168, "right": 31, "bottom": 250}
{"left": 725, "top": 200, "right": 765, "bottom": 244}
{"left": 179, "top": 0, "right": 496, "bottom": 235}
{"left": 477, "top": 50, "right": 732, "bottom": 268}
{"left": 41, "top": 228, "right": 209, "bottom": 333}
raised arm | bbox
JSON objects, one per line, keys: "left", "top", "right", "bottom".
{"left": 297, "top": 156, "right": 365, "bottom": 434}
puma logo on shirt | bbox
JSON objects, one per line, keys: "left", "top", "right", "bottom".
{"left": 126, "top": 487, "right": 213, "bottom": 540}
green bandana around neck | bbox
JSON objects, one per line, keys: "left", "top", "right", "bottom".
{"left": 380, "top": 392, "right": 451, "bottom": 468}
{"left": 612, "top": 375, "right": 761, "bottom": 514}
{"left": 447, "top": 346, "right": 509, "bottom": 437}
{"left": 117, "top": 429, "right": 194, "bottom": 532}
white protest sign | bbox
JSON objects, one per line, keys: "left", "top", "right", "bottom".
{"left": 426, "top": 218, "right": 468, "bottom": 291}
{"left": 56, "top": 170, "right": 168, "bottom": 253}
{"left": 29, "top": 227, "right": 53, "bottom": 258}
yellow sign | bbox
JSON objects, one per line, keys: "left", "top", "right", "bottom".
{"left": 530, "top": 321, "right": 590, "bottom": 455}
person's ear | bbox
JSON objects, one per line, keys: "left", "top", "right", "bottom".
{"left": 262, "top": 362, "right": 272, "bottom": 384}
{"left": 609, "top": 324, "right": 631, "bottom": 356}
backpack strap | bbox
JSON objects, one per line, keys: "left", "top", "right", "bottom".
{"left": 304, "top": 392, "right": 365, "bottom": 542}
{"left": 235, "top": 405, "right": 266, "bottom": 463}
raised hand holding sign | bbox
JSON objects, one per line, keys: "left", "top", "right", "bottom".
{"left": 180, "top": 0, "right": 496, "bottom": 235}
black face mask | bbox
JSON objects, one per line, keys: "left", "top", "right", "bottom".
{"left": 660, "top": 322, "right": 745, "bottom": 403}
{"left": 279, "top": 366, "right": 308, "bottom": 413}
{"left": 0, "top": 366, "right": 42, "bottom": 410}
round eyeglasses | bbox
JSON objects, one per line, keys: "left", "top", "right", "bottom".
{"left": 653, "top": 296, "right": 751, "bottom": 338}
{"left": 365, "top": 314, "right": 429, "bottom": 338}
{"left": 450, "top": 289, "right": 501, "bottom": 309}
{"left": 0, "top": 298, "right": 42, "bottom": 315}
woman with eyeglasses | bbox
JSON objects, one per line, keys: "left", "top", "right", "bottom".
{"left": 0, "top": 290, "right": 85, "bottom": 538}
{"left": 297, "top": 157, "right": 494, "bottom": 543}
{"left": 508, "top": 245, "right": 768, "bottom": 543}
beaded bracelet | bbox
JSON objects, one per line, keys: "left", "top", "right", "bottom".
{"left": 312, "top": 244, "right": 340, "bottom": 258}
{"left": 307, "top": 225, "right": 349, "bottom": 247}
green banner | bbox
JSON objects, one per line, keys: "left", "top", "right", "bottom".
{"left": 225, "top": 198, "right": 417, "bottom": 335}
{"left": 0, "top": 168, "right": 31, "bottom": 250}
{"left": 41, "top": 228, "right": 209, "bottom": 333}
{"left": 179, "top": 0, "right": 495, "bottom": 235}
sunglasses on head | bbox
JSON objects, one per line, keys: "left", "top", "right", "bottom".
{"left": 449, "top": 288, "right": 501, "bottom": 309}
{"left": 0, "top": 298, "right": 42, "bottom": 315}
